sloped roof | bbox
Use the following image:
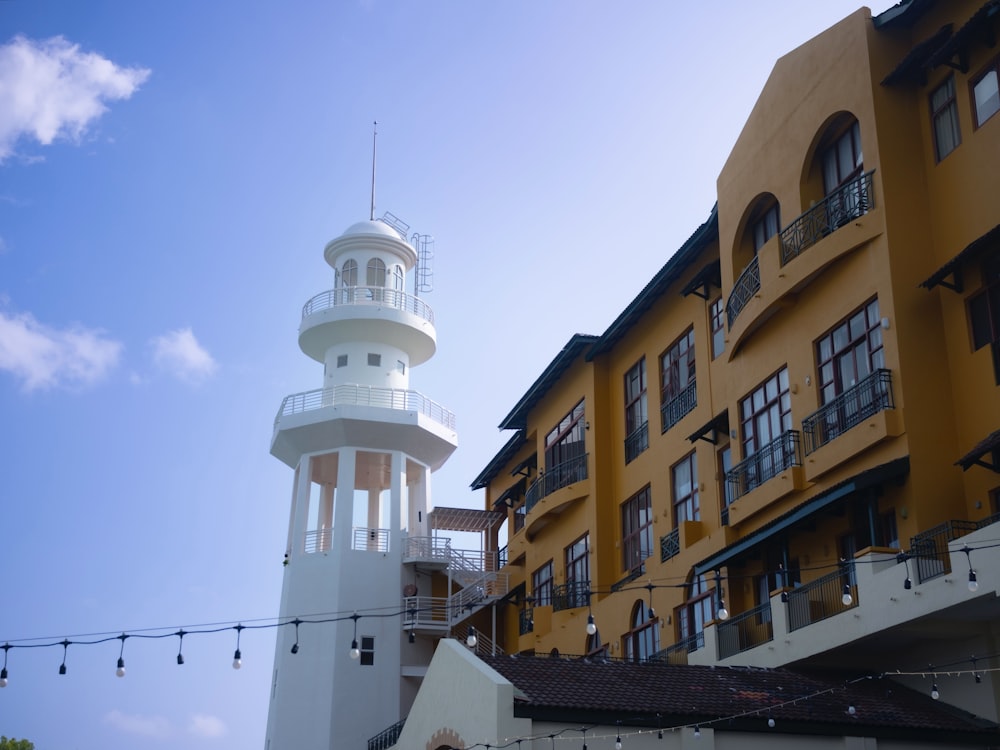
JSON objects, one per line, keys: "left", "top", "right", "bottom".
{"left": 479, "top": 653, "right": 999, "bottom": 741}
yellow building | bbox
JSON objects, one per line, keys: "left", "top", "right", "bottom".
{"left": 469, "top": 0, "right": 1000, "bottom": 720}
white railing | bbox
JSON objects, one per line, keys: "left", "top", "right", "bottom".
{"left": 352, "top": 527, "right": 389, "bottom": 552}
{"left": 275, "top": 384, "right": 456, "bottom": 430}
{"left": 449, "top": 572, "right": 509, "bottom": 614}
{"left": 402, "top": 596, "right": 451, "bottom": 628}
{"left": 303, "top": 528, "right": 333, "bottom": 553}
{"left": 403, "top": 536, "right": 452, "bottom": 562}
{"left": 302, "top": 287, "right": 435, "bottom": 325}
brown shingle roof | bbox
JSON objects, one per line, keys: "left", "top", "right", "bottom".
{"left": 479, "top": 654, "right": 999, "bottom": 740}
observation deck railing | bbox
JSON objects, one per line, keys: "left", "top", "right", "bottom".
{"left": 275, "top": 384, "right": 456, "bottom": 430}
{"left": 302, "top": 286, "right": 434, "bottom": 325}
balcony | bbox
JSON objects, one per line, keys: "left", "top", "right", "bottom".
{"left": 552, "top": 581, "right": 590, "bottom": 612}
{"left": 648, "top": 632, "right": 704, "bottom": 665}
{"left": 787, "top": 563, "right": 857, "bottom": 632}
{"left": 276, "top": 384, "right": 455, "bottom": 430}
{"left": 661, "top": 382, "right": 697, "bottom": 433}
{"left": 802, "top": 369, "right": 894, "bottom": 455}
{"left": 726, "top": 255, "right": 760, "bottom": 328}
{"left": 717, "top": 601, "right": 773, "bottom": 659}
{"left": 725, "top": 431, "right": 802, "bottom": 502}
{"left": 519, "top": 608, "right": 534, "bottom": 635}
{"left": 524, "top": 454, "right": 588, "bottom": 514}
{"left": 659, "top": 528, "right": 680, "bottom": 563}
{"left": 779, "top": 170, "right": 875, "bottom": 265}
{"left": 302, "top": 286, "right": 434, "bottom": 325}
{"left": 624, "top": 422, "right": 649, "bottom": 464}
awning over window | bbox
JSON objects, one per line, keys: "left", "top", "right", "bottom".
{"left": 956, "top": 429, "right": 1000, "bottom": 472}
{"left": 688, "top": 411, "right": 729, "bottom": 445}
{"left": 881, "top": 24, "right": 953, "bottom": 86}
{"left": 927, "top": 0, "right": 1000, "bottom": 71}
{"left": 693, "top": 457, "right": 910, "bottom": 576}
{"left": 920, "top": 223, "right": 1000, "bottom": 292}
{"left": 680, "top": 260, "right": 722, "bottom": 300}
{"left": 493, "top": 477, "right": 527, "bottom": 509}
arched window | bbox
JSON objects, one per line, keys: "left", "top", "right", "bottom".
{"left": 821, "top": 119, "right": 862, "bottom": 196}
{"left": 367, "top": 258, "right": 386, "bottom": 287}
{"left": 622, "top": 600, "right": 658, "bottom": 662}
{"left": 342, "top": 259, "right": 358, "bottom": 287}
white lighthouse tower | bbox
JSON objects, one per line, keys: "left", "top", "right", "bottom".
{"left": 263, "top": 211, "right": 463, "bottom": 750}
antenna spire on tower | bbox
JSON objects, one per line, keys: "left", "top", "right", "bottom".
{"left": 370, "top": 120, "right": 377, "bottom": 221}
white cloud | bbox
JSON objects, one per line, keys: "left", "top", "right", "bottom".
{"left": 0, "top": 35, "right": 150, "bottom": 162}
{"left": 188, "top": 714, "right": 228, "bottom": 739}
{"left": 151, "top": 327, "right": 218, "bottom": 383}
{"left": 0, "top": 310, "right": 122, "bottom": 390}
{"left": 104, "top": 709, "right": 172, "bottom": 739}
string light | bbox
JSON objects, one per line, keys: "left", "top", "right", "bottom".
{"left": 842, "top": 583, "right": 853, "bottom": 607}
{"left": 961, "top": 547, "right": 979, "bottom": 592}
{"left": 116, "top": 633, "right": 128, "bottom": 678}
{"left": 350, "top": 613, "right": 361, "bottom": 659}
{"left": 767, "top": 716, "right": 775, "bottom": 728}
{"left": 714, "top": 571, "right": 729, "bottom": 621}
{"left": 232, "top": 624, "right": 244, "bottom": 669}
{"left": 615, "top": 721, "right": 622, "bottom": 750}
{"left": 467, "top": 627, "right": 478, "bottom": 649}
{"left": 290, "top": 618, "right": 302, "bottom": 654}
{"left": 586, "top": 589, "right": 597, "bottom": 636}
{"left": 847, "top": 704, "right": 856, "bottom": 716}
{"left": 693, "top": 725, "right": 700, "bottom": 738}
{"left": 1, "top": 643, "right": 9, "bottom": 687}
{"left": 645, "top": 581, "right": 656, "bottom": 619}
{"left": 58, "top": 640, "right": 69, "bottom": 675}
{"left": 176, "top": 630, "right": 186, "bottom": 665}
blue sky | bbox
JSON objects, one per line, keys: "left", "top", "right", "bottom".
{"left": 0, "top": 2, "right": 893, "bottom": 747}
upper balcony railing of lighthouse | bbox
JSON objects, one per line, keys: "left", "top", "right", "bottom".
{"left": 302, "top": 287, "right": 435, "bottom": 325}
{"left": 275, "top": 384, "right": 456, "bottom": 430}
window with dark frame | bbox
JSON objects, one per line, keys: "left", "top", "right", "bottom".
{"left": 931, "top": 75, "right": 961, "bottom": 160}
{"left": 360, "top": 636, "right": 375, "bottom": 666}
{"left": 821, "top": 120, "right": 863, "bottom": 196}
{"left": 710, "top": 297, "right": 725, "bottom": 359}
{"left": 545, "top": 400, "right": 586, "bottom": 469}
{"left": 672, "top": 452, "right": 700, "bottom": 523}
{"left": 816, "top": 298, "right": 885, "bottom": 405}
{"left": 739, "top": 367, "right": 792, "bottom": 458}
{"left": 532, "top": 560, "right": 554, "bottom": 606}
{"left": 367, "top": 353, "right": 381, "bottom": 367}
{"left": 660, "top": 328, "right": 695, "bottom": 403}
{"left": 718, "top": 445, "right": 734, "bottom": 524}
{"left": 621, "top": 486, "right": 653, "bottom": 572}
{"left": 972, "top": 58, "right": 1000, "bottom": 128}
{"left": 622, "top": 600, "right": 659, "bottom": 663}
{"left": 564, "top": 534, "right": 590, "bottom": 608}
{"left": 337, "top": 354, "right": 348, "bottom": 368}
{"left": 677, "top": 574, "right": 714, "bottom": 648}
{"left": 751, "top": 203, "right": 780, "bottom": 252}
{"left": 624, "top": 358, "right": 648, "bottom": 462}
{"left": 968, "top": 253, "right": 1000, "bottom": 384}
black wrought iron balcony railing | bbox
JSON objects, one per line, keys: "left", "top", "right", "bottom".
{"left": 660, "top": 528, "right": 680, "bottom": 563}
{"left": 519, "top": 607, "right": 534, "bottom": 635}
{"left": 780, "top": 170, "right": 876, "bottom": 264}
{"left": 786, "top": 563, "right": 857, "bottom": 632}
{"left": 552, "top": 580, "right": 590, "bottom": 612}
{"left": 717, "top": 601, "right": 773, "bottom": 659}
{"left": 368, "top": 717, "right": 406, "bottom": 750}
{"left": 661, "top": 382, "right": 697, "bottom": 434}
{"left": 524, "top": 453, "right": 589, "bottom": 513}
{"left": 726, "top": 255, "right": 760, "bottom": 328}
{"left": 611, "top": 564, "right": 645, "bottom": 592}
{"left": 625, "top": 422, "right": 649, "bottom": 464}
{"left": 725, "top": 431, "right": 801, "bottom": 502}
{"left": 802, "top": 369, "right": 894, "bottom": 455}
{"left": 648, "top": 632, "right": 704, "bottom": 665}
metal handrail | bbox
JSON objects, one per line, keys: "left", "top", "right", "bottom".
{"left": 624, "top": 422, "right": 649, "bottom": 464}
{"left": 368, "top": 717, "right": 406, "bottom": 750}
{"left": 302, "top": 286, "right": 435, "bottom": 325}
{"left": 275, "top": 384, "right": 456, "bottom": 430}
{"left": 648, "top": 632, "right": 704, "bottom": 664}
{"left": 780, "top": 170, "right": 876, "bottom": 264}
{"left": 303, "top": 528, "right": 332, "bottom": 554}
{"left": 725, "top": 430, "right": 801, "bottom": 502}
{"left": 524, "top": 453, "right": 589, "bottom": 513}
{"left": 659, "top": 528, "right": 680, "bottom": 563}
{"left": 352, "top": 527, "right": 389, "bottom": 552}
{"left": 552, "top": 581, "right": 590, "bottom": 612}
{"left": 726, "top": 255, "right": 761, "bottom": 328}
{"left": 661, "top": 381, "right": 697, "bottom": 433}
{"left": 717, "top": 601, "right": 773, "bottom": 659}
{"left": 786, "top": 563, "right": 857, "bottom": 632}
{"left": 403, "top": 536, "right": 451, "bottom": 562}
{"left": 802, "top": 369, "right": 894, "bottom": 454}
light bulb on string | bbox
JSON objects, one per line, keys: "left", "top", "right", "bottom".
{"left": 116, "top": 633, "right": 128, "bottom": 678}
{"left": 1, "top": 643, "right": 10, "bottom": 688}
{"left": 615, "top": 721, "right": 622, "bottom": 750}
{"left": 715, "top": 570, "right": 729, "bottom": 620}
{"left": 176, "top": 629, "right": 186, "bottom": 665}
{"left": 931, "top": 682, "right": 940, "bottom": 700}
{"left": 962, "top": 546, "right": 978, "bottom": 592}
{"left": 232, "top": 624, "right": 244, "bottom": 670}
{"left": 58, "top": 640, "right": 70, "bottom": 675}
{"left": 898, "top": 552, "right": 912, "bottom": 590}
{"left": 842, "top": 583, "right": 853, "bottom": 606}
{"left": 291, "top": 618, "right": 301, "bottom": 654}
{"left": 466, "top": 627, "right": 478, "bottom": 648}
{"left": 586, "top": 614, "right": 597, "bottom": 636}
{"left": 693, "top": 725, "right": 700, "bottom": 738}
{"left": 847, "top": 704, "right": 856, "bottom": 716}
{"left": 767, "top": 717, "right": 775, "bottom": 728}
{"left": 645, "top": 581, "right": 656, "bottom": 619}
{"left": 350, "top": 613, "right": 361, "bottom": 659}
